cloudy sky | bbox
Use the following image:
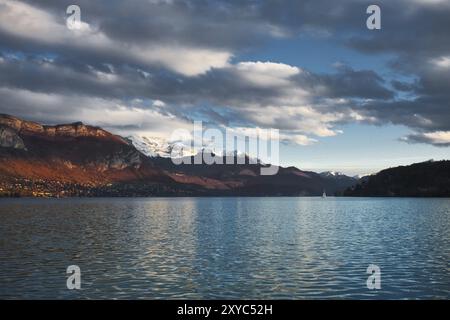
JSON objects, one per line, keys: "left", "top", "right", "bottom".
{"left": 0, "top": 0, "right": 449, "bottom": 175}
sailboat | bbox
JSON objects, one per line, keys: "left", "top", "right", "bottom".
{"left": 322, "top": 190, "right": 327, "bottom": 198}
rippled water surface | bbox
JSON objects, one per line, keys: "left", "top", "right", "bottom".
{"left": 0, "top": 197, "right": 449, "bottom": 299}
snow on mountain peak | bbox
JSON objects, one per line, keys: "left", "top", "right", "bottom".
{"left": 320, "top": 171, "right": 345, "bottom": 177}
{"left": 127, "top": 135, "right": 177, "bottom": 158}
{"left": 127, "top": 135, "right": 257, "bottom": 161}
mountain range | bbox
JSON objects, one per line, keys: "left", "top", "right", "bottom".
{"left": 0, "top": 114, "right": 358, "bottom": 197}
{"left": 2, "top": 114, "right": 448, "bottom": 198}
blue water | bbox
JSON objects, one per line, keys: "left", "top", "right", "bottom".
{"left": 0, "top": 197, "right": 449, "bottom": 299}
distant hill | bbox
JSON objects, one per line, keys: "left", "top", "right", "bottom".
{"left": 344, "top": 160, "right": 450, "bottom": 197}
{"left": 320, "top": 171, "right": 358, "bottom": 192}
{"left": 0, "top": 114, "right": 357, "bottom": 197}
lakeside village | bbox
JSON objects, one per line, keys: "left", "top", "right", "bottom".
{"left": 0, "top": 178, "right": 99, "bottom": 197}
{"left": 0, "top": 178, "right": 195, "bottom": 198}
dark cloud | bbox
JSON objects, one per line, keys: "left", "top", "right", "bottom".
{"left": 391, "top": 80, "right": 416, "bottom": 92}
{"left": 296, "top": 66, "right": 394, "bottom": 100}
{"left": 0, "top": 0, "right": 449, "bottom": 145}
{"left": 402, "top": 133, "right": 450, "bottom": 148}
{"left": 0, "top": 52, "right": 393, "bottom": 130}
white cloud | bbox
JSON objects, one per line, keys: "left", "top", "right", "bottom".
{"left": 234, "top": 61, "right": 301, "bottom": 87}
{"left": 242, "top": 104, "right": 344, "bottom": 138}
{"left": 135, "top": 45, "right": 232, "bottom": 76}
{"left": 152, "top": 100, "right": 166, "bottom": 107}
{"left": 0, "top": 0, "right": 65, "bottom": 41}
{"left": 0, "top": 0, "right": 231, "bottom": 76}
{"left": 430, "top": 56, "right": 450, "bottom": 69}
{"left": 0, "top": 87, "right": 192, "bottom": 138}
{"left": 282, "top": 133, "right": 317, "bottom": 146}
{"left": 422, "top": 131, "right": 450, "bottom": 144}
{"left": 87, "top": 106, "right": 194, "bottom": 138}
{"left": 402, "top": 131, "right": 450, "bottom": 146}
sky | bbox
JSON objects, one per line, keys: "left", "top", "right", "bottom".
{"left": 0, "top": 0, "right": 449, "bottom": 175}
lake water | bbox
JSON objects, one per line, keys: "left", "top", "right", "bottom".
{"left": 0, "top": 197, "right": 449, "bottom": 299}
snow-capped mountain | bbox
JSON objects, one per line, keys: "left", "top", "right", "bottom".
{"left": 126, "top": 135, "right": 202, "bottom": 158}
{"left": 126, "top": 135, "right": 173, "bottom": 158}
{"left": 320, "top": 171, "right": 346, "bottom": 178}
{"left": 127, "top": 135, "right": 257, "bottom": 162}
{"left": 0, "top": 114, "right": 362, "bottom": 197}
{"left": 321, "top": 171, "right": 371, "bottom": 180}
